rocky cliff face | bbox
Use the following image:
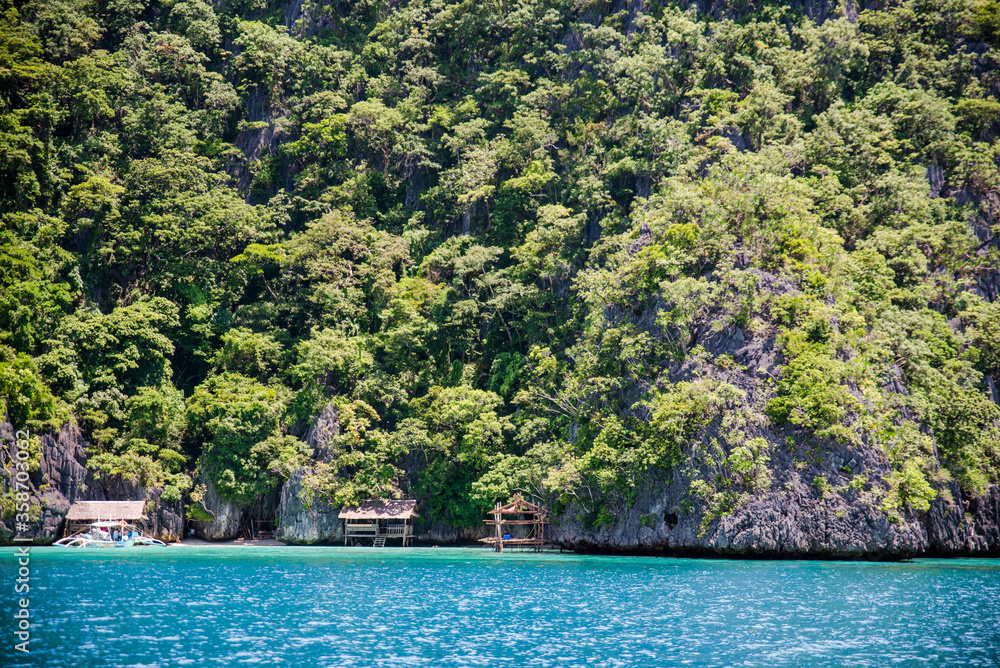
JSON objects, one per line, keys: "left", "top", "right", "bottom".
{"left": 14, "top": 415, "right": 996, "bottom": 555}
{"left": 414, "top": 519, "right": 488, "bottom": 544}
{"left": 551, "top": 452, "right": 1000, "bottom": 559}
{"left": 188, "top": 470, "right": 283, "bottom": 541}
{"left": 551, "top": 478, "right": 1000, "bottom": 559}
{"left": 9, "top": 349, "right": 998, "bottom": 557}
{"left": 0, "top": 421, "right": 78, "bottom": 542}
{"left": 191, "top": 472, "right": 242, "bottom": 541}
{"left": 276, "top": 469, "right": 343, "bottom": 544}
{"left": 275, "top": 403, "right": 345, "bottom": 544}
{"left": 305, "top": 401, "right": 339, "bottom": 464}
{"left": 0, "top": 420, "right": 185, "bottom": 544}
{"left": 271, "top": 336, "right": 1000, "bottom": 558}
{"left": 926, "top": 483, "right": 1000, "bottom": 556}
{"left": 546, "top": 269, "right": 1000, "bottom": 559}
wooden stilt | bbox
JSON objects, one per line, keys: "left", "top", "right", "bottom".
{"left": 480, "top": 493, "right": 548, "bottom": 553}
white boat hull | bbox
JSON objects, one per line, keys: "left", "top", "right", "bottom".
{"left": 54, "top": 534, "right": 167, "bottom": 548}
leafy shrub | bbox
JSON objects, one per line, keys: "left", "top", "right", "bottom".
{"left": 766, "top": 350, "right": 856, "bottom": 442}
{"left": 812, "top": 474, "right": 831, "bottom": 498}
{"left": 880, "top": 460, "right": 937, "bottom": 521}
{"left": 186, "top": 373, "right": 290, "bottom": 504}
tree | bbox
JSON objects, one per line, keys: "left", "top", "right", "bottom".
{"left": 410, "top": 385, "right": 513, "bottom": 527}
{"left": 186, "top": 372, "right": 290, "bottom": 504}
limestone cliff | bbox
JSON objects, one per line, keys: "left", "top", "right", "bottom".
{"left": 190, "top": 472, "right": 242, "bottom": 541}
{"left": 271, "top": 265, "right": 1000, "bottom": 559}
{"left": 0, "top": 421, "right": 185, "bottom": 544}
{"left": 274, "top": 403, "right": 345, "bottom": 544}
{"left": 546, "top": 267, "right": 1000, "bottom": 559}
{"left": 275, "top": 411, "right": 999, "bottom": 558}
{"left": 276, "top": 469, "right": 343, "bottom": 544}
{"left": 550, "top": 450, "right": 1000, "bottom": 559}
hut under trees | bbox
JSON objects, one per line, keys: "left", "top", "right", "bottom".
{"left": 339, "top": 499, "right": 418, "bottom": 546}
{"left": 64, "top": 500, "right": 147, "bottom": 536}
{"left": 480, "top": 493, "right": 548, "bottom": 552}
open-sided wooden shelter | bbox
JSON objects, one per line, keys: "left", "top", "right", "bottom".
{"left": 339, "top": 499, "right": 418, "bottom": 546}
{"left": 480, "top": 493, "right": 548, "bottom": 552}
{"left": 64, "top": 500, "right": 147, "bottom": 537}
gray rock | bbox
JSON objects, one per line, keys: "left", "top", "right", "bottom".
{"left": 544, "top": 266, "right": 996, "bottom": 560}
{"left": 192, "top": 471, "right": 242, "bottom": 541}
{"left": 0, "top": 421, "right": 186, "bottom": 544}
{"left": 415, "top": 517, "right": 487, "bottom": 544}
{"left": 145, "top": 489, "right": 185, "bottom": 543}
{"left": 39, "top": 424, "right": 90, "bottom": 504}
{"left": 926, "top": 483, "right": 1000, "bottom": 556}
{"left": 926, "top": 163, "right": 944, "bottom": 198}
{"left": 306, "top": 402, "right": 339, "bottom": 463}
{"left": 552, "top": 475, "right": 931, "bottom": 560}
{"left": 276, "top": 469, "right": 343, "bottom": 544}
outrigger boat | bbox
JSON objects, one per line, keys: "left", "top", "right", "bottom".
{"left": 54, "top": 520, "right": 167, "bottom": 548}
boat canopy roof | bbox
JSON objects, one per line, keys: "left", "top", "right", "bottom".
{"left": 90, "top": 521, "right": 135, "bottom": 528}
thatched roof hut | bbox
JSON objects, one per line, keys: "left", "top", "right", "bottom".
{"left": 339, "top": 499, "right": 418, "bottom": 546}
{"left": 338, "top": 499, "right": 419, "bottom": 520}
{"left": 65, "top": 500, "right": 147, "bottom": 521}
{"left": 64, "top": 500, "right": 147, "bottom": 536}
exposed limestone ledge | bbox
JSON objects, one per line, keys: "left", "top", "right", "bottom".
{"left": 552, "top": 474, "right": 1000, "bottom": 560}
{"left": 276, "top": 469, "right": 342, "bottom": 544}
{"left": 192, "top": 472, "right": 241, "bottom": 541}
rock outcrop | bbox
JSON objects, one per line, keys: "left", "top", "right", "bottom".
{"left": 552, "top": 478, "right": 1000, "bottom": 559}
{"left": 275, "top": 402, "right": 346, "bottom": 544}
{"left": 305, "top": 402, "right": 339, "bottom": 463}
{"left": 191, "top": 473, "right": 242, "bottom": 541}
{"left": 551, "top": 462, "right": 930, "bottom": 559}
{"left": 146, "top": 490, "right": 185, "bottom": 543}
{"left": 926, "top": 483, "right": 1000, "bottom": 556}
{"left": 276, "top": 469, "right": 343, "bottom": 544}
{"left": 0, "top": 420, "right": 184, "bottom": 544}
{"left": 544, "top": 269, "right": 1000, "bottom": 559}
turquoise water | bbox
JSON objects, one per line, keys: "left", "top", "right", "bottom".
{"left": 2, "top": 547, "right": 999, "bottom": 667}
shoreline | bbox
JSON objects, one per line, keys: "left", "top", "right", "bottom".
{"left": 4, "top": 540, "right": 1000, "bottom": 560}
{"left": 169, "top": 537, "right": 286, "bottom": 547}
{"left": 168, "top": 538, "right": 495, "bottom": 548}
{"left": 162, "top": 540, "right": 1000, "bottom": 561}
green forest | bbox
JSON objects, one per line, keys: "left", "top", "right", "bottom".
{"left": 2, "top": 0, "right": 1000, "bottom": 533}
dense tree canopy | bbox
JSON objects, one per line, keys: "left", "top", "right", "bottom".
{"left": 1, "top": 0, "right": 999, "bottom": 530}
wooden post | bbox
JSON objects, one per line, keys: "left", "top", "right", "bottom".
{"left": 495, "top": 502, "right": 502, "bottom": 553}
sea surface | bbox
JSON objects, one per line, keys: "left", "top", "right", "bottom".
{"left": 2, "top": 546, "right": 998, "bottom": 667}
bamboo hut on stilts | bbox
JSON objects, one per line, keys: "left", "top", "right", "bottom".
{"left": 479, "top": 493, "right": 548, "bottom": 553}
